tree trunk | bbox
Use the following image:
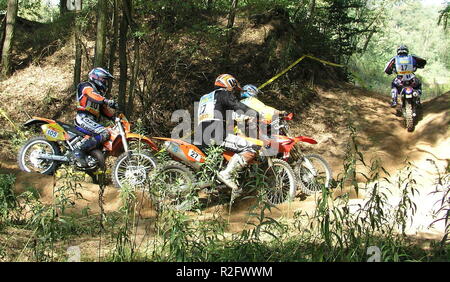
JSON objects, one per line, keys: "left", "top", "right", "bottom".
{"left": 118, "top": 0, "right": 130, "bottom": 111}
{"left": 308, "top": 0, "right": 316, "bottom": 19}
{"left": 94, "top": 0, "right": 107, "bottom": 67}
{"left": 1, "top": 0, "right": 18, "bottom": 79}
{"left": 73, "top": 15, "right": 82, "bottom": 90}
{"left": 126, "top": 39, "right": 140, "bottom": 116}
{"left": 0, "top": 16, "right": 7, "bottom": 59}
{"left": 362, "top": 29, "right": 375, "bottom": 53}
{"left": 60, "top": 0, "right": 68, "bottom": 15}
{"left": 227, "top": 0, "right": 238, "bottom": 28}
{"left": 107, "top": 0, "right": 120, "bottom": 97}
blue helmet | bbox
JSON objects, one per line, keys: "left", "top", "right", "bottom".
{"left": 88, "top": 67, "right": 114, "bottom": 92}
{"left": 241, "top": 84, "right": 259, "bottom": 99}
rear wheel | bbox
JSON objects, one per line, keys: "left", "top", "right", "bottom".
{"left": 150, "top": 161, "right": 197, "bottom": 211}
{"left": 295, "top": 154, "right": 332, "bottom": 196}
{"left": 263, "top": 159, "right": 296, "bottom": 205}
{"left": 112, "top": 150, "right": 157, "bottom": 189}
{"left": 18, "top": 136, "right": 61, "bottom": 175}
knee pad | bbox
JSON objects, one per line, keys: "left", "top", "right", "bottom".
{"left": 239, "top": 151, "right": 256, "bottom": 162}
{"left": 95, "top": 129, "right": 110, "bottom": 143}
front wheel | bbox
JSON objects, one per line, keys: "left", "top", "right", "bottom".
{"left": 17, "top": 136, "right": 61, "bottom": 175}
{"left": 295, "top": 154, "right": 332, "bottom": 196}
{"left": 112, "top": 150, "right": 157, "bottom": 189}
{"left": 263, "top": 159, "right": 297, "bottom": 205}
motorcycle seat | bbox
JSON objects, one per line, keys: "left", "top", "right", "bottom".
{"left": 57, "top": 121, "right": 86, "bottom": 137}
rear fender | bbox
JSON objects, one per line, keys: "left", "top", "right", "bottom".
{"left": 23, "top": 117, "right": 56, "bottom": 127}
{"left": 23, "top": 117, "right": 70, "bottom": 141}
{"left": 152, "top": 137, "right": 206, "bottom": 163}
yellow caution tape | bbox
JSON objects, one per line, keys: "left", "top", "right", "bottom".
{"left": 259, "top": 55, "right": 344, "bottom": 89}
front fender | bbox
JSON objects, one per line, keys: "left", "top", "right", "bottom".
{"left": 294, "top": 136, "right": 318, "bottom": 145}
{"left": 126, "top": 133, "right": 159, "bottom": 151}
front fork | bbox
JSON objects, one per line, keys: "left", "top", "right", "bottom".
{"left": 118, "top": 120, "right": 129, "bottom": 153}
{"left": 300, "top": 157, "right": 317, "bottom": 177}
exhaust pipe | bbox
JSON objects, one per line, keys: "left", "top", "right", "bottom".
{"left": 38, "top": 154, "right": 69, "bottom": 162}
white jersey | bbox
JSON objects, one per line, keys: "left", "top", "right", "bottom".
{"left": 395, "top": 55, "right": 415, "bottom": 81}
{"left": 198, "top": 91, "right": 218, "bottom": 125}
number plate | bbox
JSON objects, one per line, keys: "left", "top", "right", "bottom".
{"left": 188, "top": 149, "right": 202, "bottom": 161}
{"left": 46, "top": 129, "right": 59, "bottom": 138}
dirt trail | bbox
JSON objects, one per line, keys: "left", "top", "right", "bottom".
{"left": 1, "top": 86, "right": 449, "bottom": 237}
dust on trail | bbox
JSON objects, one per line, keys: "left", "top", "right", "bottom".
{"left": 2, "top": 87, "right": 449, "bottom": 242}
{"left": 294, "top": 85, "right": 449, "bottom": 237}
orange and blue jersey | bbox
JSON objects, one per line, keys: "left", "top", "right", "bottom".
{"left": 76, "top": 82, "right": 113, "bottom": 120}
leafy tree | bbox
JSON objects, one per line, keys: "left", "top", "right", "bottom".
{"left": 438, "top": 1, "right": 449, "bottom": 29}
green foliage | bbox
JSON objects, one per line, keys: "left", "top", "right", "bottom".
{"left": 438, "top": 2, "right": 449, "bottom": 29}
{"left": 0, "top": 0, "right": 59, "bottom": 23}
{"left": 0, "top": 174, "right": 17, "bottom": 227}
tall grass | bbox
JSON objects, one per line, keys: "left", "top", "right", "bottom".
{"left": 0, "top": 135, "right": 449, "bottom": 261}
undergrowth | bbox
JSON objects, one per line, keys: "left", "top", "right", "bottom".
{"left": 0, "top": 134, "right": 448, "bottom": 262}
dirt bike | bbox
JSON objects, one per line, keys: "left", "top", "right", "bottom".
{"left": 398, "top": 82, "right": 422, "bottom": 132}
{"left": 17, "top": 112, "right": 159, "bottom": 189}
{"left": 150, "top": 132, "right": 301, "bottom": 211}
{"left": 266, "top": 113, "right": 333, "bottom": 195}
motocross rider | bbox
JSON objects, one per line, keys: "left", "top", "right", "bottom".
{"left": 196, "top": 74, "right": 260, "bottom": 197}
{"left": 73, "top": 67, "right": 118, "bottom": 167}
{"left": 384, "top": 45, "right": 427, "bottom": 107}
{"left": 240, "top": 84, "right": 287, "bottom": 121}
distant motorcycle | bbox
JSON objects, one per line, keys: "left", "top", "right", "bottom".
{"left": 17, "top": 112, "right": 158, "bottom": 188}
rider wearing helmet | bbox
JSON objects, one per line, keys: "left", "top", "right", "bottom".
{"left": 240, "top": 84, "right": 286, "bottom": 121}
{"left": 384, "top": 45, "right": 427, "bottom": 107}
{"left": 196, "top": 74, "right": 260, "bottom": 197}
{"left": 73, "top": 67, "right": 118, "bottom": 167}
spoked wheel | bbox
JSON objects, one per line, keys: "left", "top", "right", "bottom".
{"left": 18, "top": 136, "right": 61, "bottom": 175}
{"left": 150, "top": 161, "right": 197, "bottom": 211}
{"left": 263, "top": 159, "right": 296, "bottom": 205}
{"left": 295, "top": 154, "right": 332, "bottom": 196}
{"left": 112, "top": 150, "right": 157, "bottom": 189}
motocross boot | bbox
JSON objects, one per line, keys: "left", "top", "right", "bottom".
{"left": 390, "top": 99, "right": 398, "bottom": 108}
{"left": 217, "top": 153, "right": 246, "bottom": 198}
{"left": 70, "top": 149, "right": 88, "bottom": 167}
{"left": 390, "top": 88, "right": 398, "bottom": 107}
